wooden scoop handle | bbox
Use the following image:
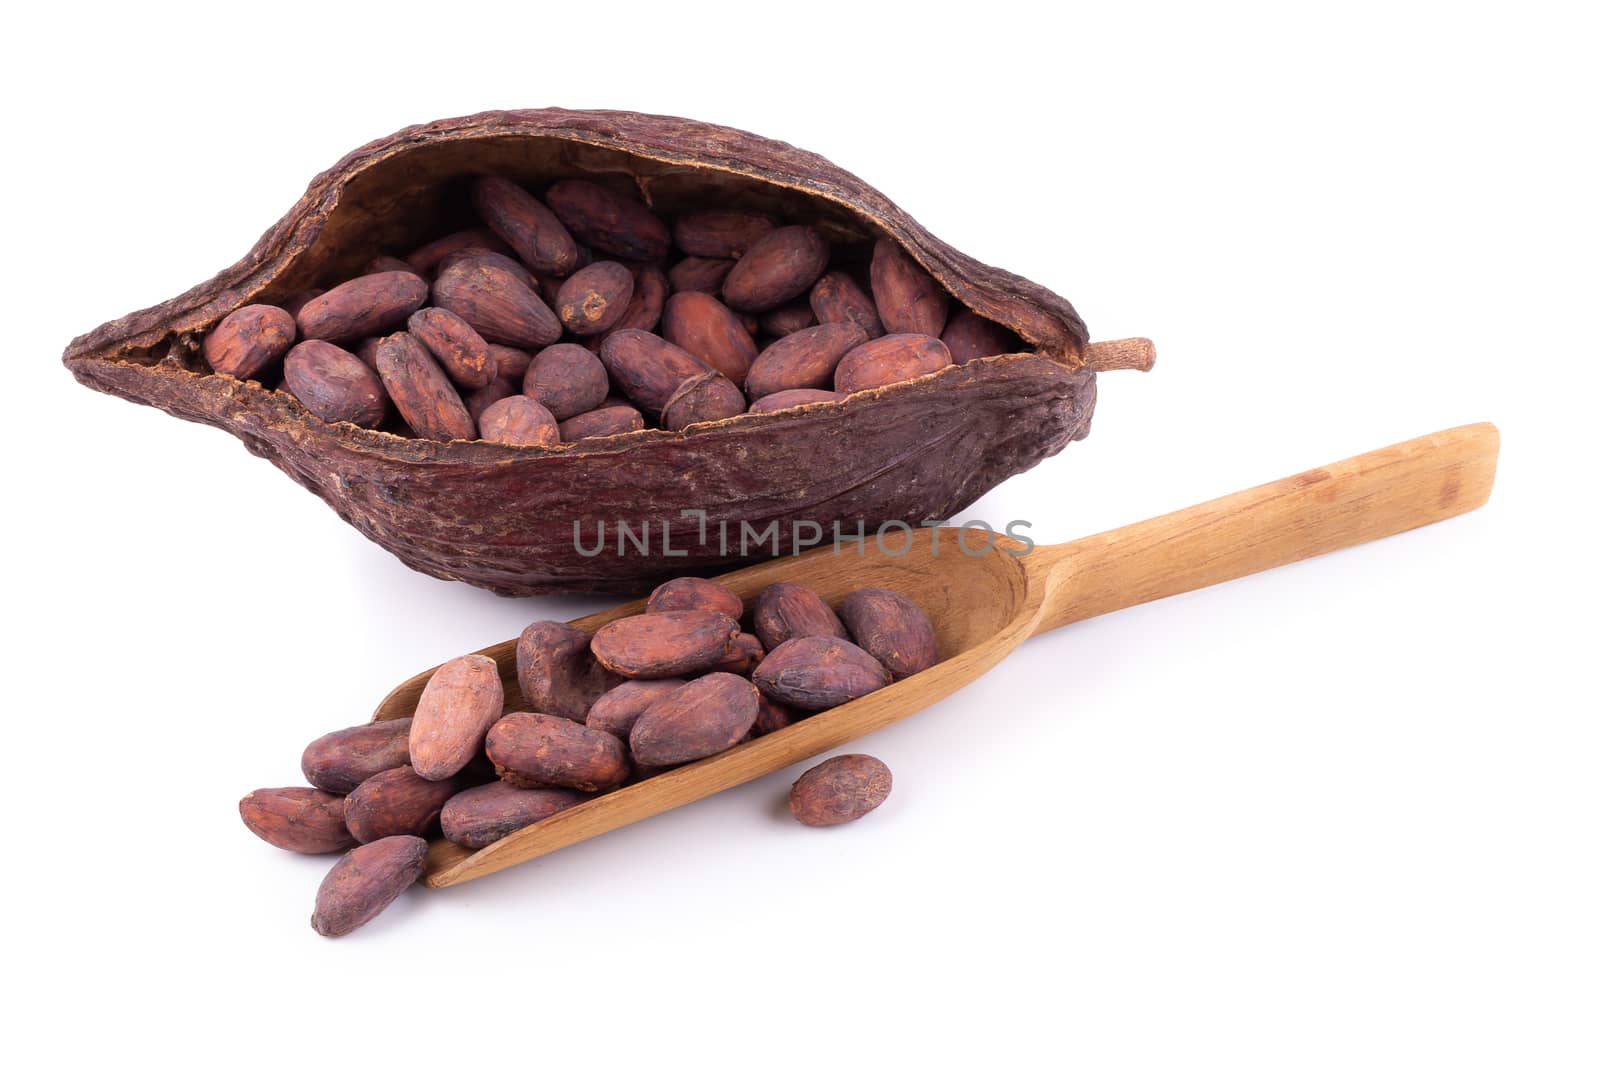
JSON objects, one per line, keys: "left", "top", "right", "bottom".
{"left": 1027, "top": 423, "right": 1500, "bottom": 636}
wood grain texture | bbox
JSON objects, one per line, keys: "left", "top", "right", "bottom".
{"left": 368, "top": 423, "right": 1499, "bottom": 887}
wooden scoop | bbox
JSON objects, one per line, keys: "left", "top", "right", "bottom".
{"left": 373, "top": 423, "right": 1499, "bottom": 887}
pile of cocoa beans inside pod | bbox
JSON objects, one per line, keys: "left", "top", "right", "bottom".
{"left": 203, "top": 175, "right": 1022, "bottom": 443}
{"left": 240, "top": 576, "right": 925, "bottom": 936}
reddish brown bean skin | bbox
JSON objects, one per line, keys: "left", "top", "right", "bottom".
{"left": 759, "top": 304, "right": 817, "bottom": 338}
{"left": 598, "top": 329, "right": 715, "bottom": 415}
{"left": 344, "top": 766, "right": 460, "bottom": 843}
{"left": 870, "top": 240, "right": 948, "bottom": 337}
{"left": 752, "top": 636, "right": 891, "bottom": 711}
{"left": 466, "top": 374, "right": 517, "bottom": 425}
{"left": 591, "top": 609, "right": 740, "bottom": 679}
{"left": 810, "top": 271, "right": 885, "bottom": 339}
{"left": 280, "top": 289, "right": 325, "bottom": 318}
{"left": 789, "top": 754, "right": 892, "bottom": 826}
{"left": 586, "top": 679, "right": 688, "bottom": 739}
{"left": 406, "top": 228, "right": 512, "bottom": 275}
{"left": 722, "top": 225, "right": 830, "bottom": 312}
{"left": 432, "top": 256, "right": 562, "bottom": 349}
{"left": 748, "top": 388, "right": 845, "bottom": 414}
{"left": 522, "top": 343, "right": 609, "bottom": 421}
{"left": 487, "top": 344, "right": 532, "bottom": 384}
{"left": 441, "top": 782, "right": 585, "bottom": 848}
{"left": 239, "top": 787, "right": 354, "bottom": 854}
{"left": 297, "top": 271, "right": 429, "bottom": 344}
{"left": 668, "top": 256, "right": 735, "bottom": 294}
{"left": 437, "top": 249, "right": 540, "bottom": 293}
{"left": 411, "top": 654, "right": 505, "bottom": 780}
{"left": 833, "top": 333, "right": 953, "bottom": 393}
{"left": 713, "top": 632, "right": 766, "bottom": 675}
{"left": 839, "top": 587, "right": 938, "bottom": 680}
{"left": 646, "top": 576, "right": 744, "bottom": 620}
{"left": 478, "top": 395, "right": 559, "bottom": 446}
{"left": 366, "top": 255, "right": 413, "bottom": 275}
{"left": 672, "top": 210, "right": 777, "bottom": 258}
{"left": 545, "top": 179, "right": 671, "bottom": 261}
{"left": 629, "top": 672, "right": 760, "bottom": 767}
{"left": 282, "top": 340, "right": 388, "bottom": 428}
{"left": 750, "top": 694, "right": 800, "bottom": 737}
{"left": 753, "top": 582, "right": 848, "bottom": 650}
{"left": 941, "top": 308, "right": 1020, "bottom": 364}
{"left": 558, "top": 404, "right": 646, "bottom": 441}
{"left": 557, "top": 261, "right": 635, "bottom": 336}
{"left": 471, "top": 176, "right": 580, "bottom": 275}
{"left": 374, "top": 332, "right": 477, "bottom": 442}
{"left": 302, "top": 718, "right": 412, "bottom": 795}
{"left": 603, "top": 265, "right": 667, "bottom": 336}
{"left": 204, "top": 304, "right": 296, "bottom": 378}
{"left": 311, "top": 835, "right": 428, "bottom": 938}
{"left": 745, "top": 323, "right": 867, "bottom": 400}
{"left": 486, "top": 712, "right": 630, "bottom": 791}
{"left": 407, "top": 307, "right": 496, "bottom": 388}
{"left": 661, "top": 371, "right": 747, "bottom": 430}
{"left": 661, "top": 292, "right": 758, "bottom": 385}
{"left": 516, "top": 620, "right": 617, "bottom": 723}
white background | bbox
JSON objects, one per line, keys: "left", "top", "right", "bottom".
{"left": 6, "top": 2, "right": 1595, "bottom": 1062}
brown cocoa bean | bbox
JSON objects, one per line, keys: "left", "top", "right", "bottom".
{"left": 280, "top": 289, "right": 324, "bottom": 318}
{"left": 302, "top": 718, "right": 412, "bottom": 794}
{"left": 411, "top": 654, "right": 505, "bottom": 781}
{"left": 672, "top": 209, "right": 777, "bottom": 259}
{"left": 344, "top": 766, "right": 460, "bottom": 843}
{"left": 751, "top": 635, "right": 891, "bottom": 711}
{"left": 203, "top": 304, "right": 296, "bottom": 378}
{"left": 789, "top": 754, "right": 892, "bottom": 826}
{"left": 522, "top": 343, "right": 609, "bottom": 421}
{"left": 839, "top": 587, "right": 938, "bottom": 680}
{"left": 466, "top": 374, "right": 517, "bottom": 425}
{"left": 437, "top": 249, "right": 540, "bottom": 293}
{"left": 661, "top": 371, "right": 747, "bottom": 431}
{"left": 297, "top": 271, "right": 429, "bottom": 344}
{"left": 432, "top": 255, "right": 561, "bottom": 349}
{"left": 809, "top": 271, "right": 884, "bottom": 339}
{"left": 941, "top": 308, "right": 1019, "bottom": 364}
{"left": 282, "top": 340, "right": 389, "bottom": 428}
{"left": 407, "top": 307, "right": 496, "bottom": 388}
{"left": 738, "top": 311, "right": 760, "bottom": 337}
{"left": 471, "top": 176, "right": 579, "bottom": 275}
{"left": 406, "top": 227, "right": 512, "bottom": 275}
{"left": 833, "top": 333, "right": 953, "bottom": 393}
{"left": 646, "top": 576, "right": 743, "bottom": 620}
{"left": 545, "top": 179, "right": 671, "bottom": 262}
{"left": 870, "top": 239, "right": 948, "bottom": 336}
{"left": 629, "top": 672, "right": 760, "bottom": 767}
{"left": 713, "top": 632, "right": 766, "bottom": 675}
{"left": 753, "top": 582, "right": 848, "bottom": 650}
{"left": 586, "top": 679, "right": 687, "bottom": 739}
{"left": 558, "top": 404, "right": 646, "bottom": 440}
{"left": 487, "top": 344, "right": 532, "bottom": 383}
{"left": 354, "top": 336, "right": 383, "bottom": 370}
{"left": 516, "top": 620, "right": 615, "bottom": 722}
{"left": 239, "top": 787, "right": 354, "bottom": 854}
{"left": 661, "top": 292, "right": 759, "bottom": 385}
{"left": 603, "top": 264, "right": 667, "bottom": 336}
{"left": 668, "top": 256, "right": 735, "bottom": 294}
{"left": 759, "top": 303, "right": 817, "bottom": 338}
{"left": 745, "top": 323, "right": 867, "bottom": 399}
{"left": 556, "top": 261, "right": 635, "bottom": 336}
{"left": 722, "top": 225, "right": 830, "bottom": 312}
{"left": 591, "top": 609, "right": 739, "bottom": 678}
{"left": 478, "top": 395, "right": 559, "bottom": 446}
{"left": 486, "top": 712, "right": 630, "bottom": 791}
{"left": 598, "top": 329, "right": 714, "bottom": 415}
{"left": 311, "top": 835, "right": 428, "bottom": 938}
{"left": 748, "top": 388, "right": 845, "bottom": 414}
{"left": 440, "top": 781, "right": 585, "bottom": 848}
{"left": 750, "top": 693, "right": 800, "bottom": 737}
{"left": 373, "top": 332, "right": 477, "bottom": 442}
{"left": 366, "top": 255, "right": 413, "bottom": 275}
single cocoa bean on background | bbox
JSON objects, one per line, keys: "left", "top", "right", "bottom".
{"left": 441, "top": 781, "right": 584, "bottom": 848}
{"left": 591, "top": 609, "right": 740, "bottom": 678}
{"left": 516, "top": 620, "right": 617, "bottom": 722}
{"left": 410, "top": 654, "right": 505, "bottom": 781}
{"left": 486, "top": 712, "right": 630, "bottom": 791}
{"left": 753, "top": 582, "right": 848, "bottom": 650}
{"left": 302, "top": 718, "right": 413, "bottom": 795}
{"left": 296, "top": 271, "right": 429, "bottom": 343}
{"left": 343, "top": 766, "right": 460, "bottom": 843}
{"left": 751, "top": 635, "right": 891, "bottom": 711}
{"left": 373, "top": 332, "right": 477, "bottom": 442}
{"left": 789, "top": 754, "right": 892, "bottom": 826}
{"left": 203, "top": 304, "right": 296, "bottom": 378}
{"left": 629, "top": 672, "right": 761, "bottom": 767}
{"left": 311, "top": 835, "right": 429, "bottom": 938}
{"left": 239, "top": 787, "right": 354, "bottom": 854}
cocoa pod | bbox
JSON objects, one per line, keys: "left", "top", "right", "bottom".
{"left": 673, "top": 210, "right": 777, "bottom": 258}
{"left": 545, "top": 179, "right": 671, "bottom": 261}
{"left": 789, "top": 754, "right": 892, "bottom": 826}
{"left": 942, "top": 308, "right": 1019, "bottom": 364}
{"left": 302, "top": 718, "right": 412, "bottom": 794}
{"left": 478, "top": 395, "right": 559, "bottom": 446}
{"left": 522, "top": 343, "right": 609, "bottom": 420}
{"left": 282, "top": 340, "right": 388, "bottom": 428}
{"left": 870, "top": 239, "right": 948, "bottom": 337}
{"left": 668, "top": 256, "right": 734, "bottom": 294}
{"left": 598, "top": 329, "right": 714, "bottom": 415}
{"left": 487, "top": 344, "right": 532, "bottom": 383}
{"left": 203, "top": 304, "right": 296, "bottom": 378}
{"left": 557, "top": 261, "right": 635, "bottom": 336}
{"left": 441, "top": 781, "right": 585, "bottom": 848}
{"left": 311, "top": 835, "right": 428, "bottom": 938}
{"left": 661, "top": 371, "right": 746, "bottom": 431}
{"left": 471, "top": 176, "right": 579, "bottom": 275}
{"left": 297, "top": 271, "right": 429, "bottom": 343}
{"left": 744, "top": 323, "right": 866, "bottom": 400}
{"left": 759, "top": 304, "right": 816, "bottom": 338}
{"left": 586, "top": 679, "right": 687, "bottom": 739}
{"left": 750, "top": 693, "right": 800, "bottom": 737}
{"left": 591, "top": 609, "right": 739, "bottom": 678}
{"left": 722, "top": 225, "right": 829, "bottom": 312}
{"left": 833, "top": 333, "right": 953, "bottom": 393}
{"left": 437, "top": 249, "right": 540, "bottom": 293}
{"left": 646, "top": 576, "right": 743, "bottom": 620}
{"left": 516, "top": 620, "right": 615, "bottom": 722}
{"left": 604, "top": 264, "right": 667, "bottom": 335}
{"left": 432, "top": 255, "right": 561, "bottom": 349}
{"left": 407, "top": 228, "right": 512, "bottom": 275}
{"left": 661, "top": 292, "right": 758, "bottom": 385}
{"left": 411, "top": 654, "right": 505, "bottom": 780}
{"left": 753, "top": 581, "right": 848, "bottom": 650}
{"left": 558, "top": 403, "right": 646, "bottom": 441}
{"left": 713, "top": 632, "right": 766, "bottom": 675}
{"left": 839, "top": 587, "right": 938, "bottom": 680}
{"left": 466, "top": 374, "right": 517, "bottom": 425}
{"left": 344, "top": 766, "right": 460, "bottom": 843}
{"left": 748, "top": 388, "right": 845, "bottom": 414}
{"left": 629, "top": 672, "right": 760, "bottom": 767}
{"left": 486, "top": 712, "right": 630, "bottom": 791}
{"left": 751, "top": 635, "right": 891, "bottom": 710}
{"left": 809, "top": 271, "right": 884, "bottom": 339}
{"left": 239, "top": 787, "right": 353, "bottom": 854}
{"left": 374, "top": 332, "right": 477, "bottom": 442}
{"left": 407, "top": 307, "right": 496, "bottom": 388}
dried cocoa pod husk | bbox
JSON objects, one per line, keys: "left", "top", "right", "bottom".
{"left": 660, "top": 292, "right": 758, "bottom": 385}
{"left": 297, "top": 271, "right": 429, "bottom": 343}
{"left": 311, "top": 835, "right": 428, "bottom": 937}
{"left": 558, "top": 403, "right": 645, "bottom": 441}
{"left": 722, "top": 225, "right": 829, "bottom": 312}
{"left": 747, "top": 388, "right": 844, "bottom": 414}
{"left": 598, "top": 329, "right": 715, "bottom": 415}
{"left": 870, "top": 238, "right": 948, "bottom": 336}
{"left": 745, "top": 323, "right": 866, "bottom": 399}
{"left": 629, "top": 672, "right": 761, "bottom": 767}
{"left": 432, "top": 255, "right": 561, "bottom": 349}
{"left": 344, "top": 765, "right": 461, "bottom": 842}
{"left": 407, "top": 307, "right": 496, "bottom": 389}
{"left": 942, "top": 308, "right": 1019, "bottom": 364}
{"left": 751, "top": 635, "right": 891, "bottom": 711}
{"left": 810, "top": 271, "right": 884, "bottom": 339}
{"left": 302, "top": 718, "right": 412, "bottom": 794}
{"left": 282, "top": 340, "right": 389, "bottom": 428}
{"left": 374, "top": 332, "right": 476, "bottom": 442}
{"left": 591, "top": 609, "right": 740, "bottom": 679}
{"left": 410, "top": 653, "right": 505, "bottom": 780}
{"left": 753, "top": 581, "right": 848, "bottom": 650}
{"left": 586, "top": 679, "right": 687, "bottom": 739}
{"left": 834, "top": 333, "right": 953, "bottom": 394}
{"left": 478, "top": 395, "right": 559, "bottom": 446}
{"left": 673, "top": 209, "right": 777, "bottom": 258}
{"left": 556, "top": 261, "right": 634, "bottom": 336}
{"left": 486, "top": 711, "right": 630, "bottom": 791}
{"left": 545, "top": 179, "right": 671, "bottom": 262}
{"left": 668, "top": 256, "right": 735, "bottom": 294}
{"left": 661, "top": 371, "right": 746, "bottom": 431}
{"left": 65, "top": 109, "right": 1109, "bottom": 596}
{"left": 646, "top": 576, "right": 743, "bottom": 620}
{"left": 203, "top": 304, "right": 296, "bottom": 378}
{"left": 838, "top": 587, "right": 937, "bottom": 680}
{"left": 239, "top": 787, "right": 354, "bottom": 853}
{"left": 470, "top": 176, "right": 579, "bottom": 275}
{"left": 441, "top": 782, "right": 584, "bottom": 848}
{"left": 790, "top": 754, "right": 891, "bottom": 826}
{"left": 759, "top": 303, "right": 816, "bottom": 338}
{"left": 516, "top": 620, "right": 616, "bottom": 722}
